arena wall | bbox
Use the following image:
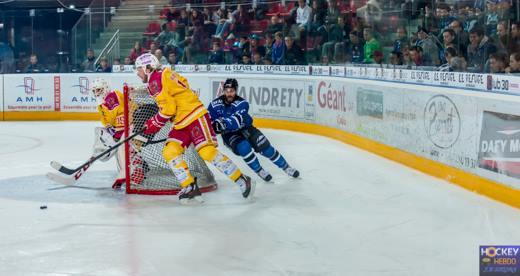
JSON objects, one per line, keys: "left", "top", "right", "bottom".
{"left": 2, "top": 66, "right": 520, "bottom": 209}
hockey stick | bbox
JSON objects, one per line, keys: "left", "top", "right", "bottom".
{"left": 46, "top": 171, "right": 81, "bottom": 185}
{"left": 50, "top": 128, "right": 145, "bottom": 175}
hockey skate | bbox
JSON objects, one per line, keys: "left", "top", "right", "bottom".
{"left": 257, "top": 169, "right": 272, "bottom": 182}
{"left": 178, "top": 179, "right": 203, "bottom": 204}
{"left": 284, "top": 167, "right": 300, "bottom": 178}
{"left": 237, "top": 175, "right": 255, "bottom": 199}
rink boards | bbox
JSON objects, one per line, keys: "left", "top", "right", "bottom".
{"left": 1, "top": 68, "right": 520, "bottom": 209}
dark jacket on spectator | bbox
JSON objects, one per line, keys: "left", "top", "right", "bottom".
{"left": 285, "top": 44, "right": 305, "bottom": 65}
{"left": 209, "top": 49, "right": 225, "bottom": 64}
{"left": 347, "top": 41, "right": 364, "bottom": 63}
{"left": 467, "top": 36, "right": 497, "bottom": 72}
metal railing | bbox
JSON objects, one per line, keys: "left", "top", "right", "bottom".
{"left": 95, "top": 29, "right": 120, "bottom": 65}
{"left": 71, "top": 0, "right": 119, "bottom": 66}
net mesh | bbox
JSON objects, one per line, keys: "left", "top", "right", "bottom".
{"left": 124, "top": 87, "right": 217, "bottom": 195}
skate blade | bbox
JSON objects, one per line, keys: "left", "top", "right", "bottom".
{"left": 244, "top": 181, "right": 256, "bottom": 202}
{"left": 179, "top": 195, "right": 204, "bottom": 205}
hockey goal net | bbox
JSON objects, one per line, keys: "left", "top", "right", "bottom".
{"left": 122, "top": 85, "right": 217, "bottom": 195}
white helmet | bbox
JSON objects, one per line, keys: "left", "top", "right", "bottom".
{"left": 91, "top": 78, "right": 110, "bottom": 105}
{"left": 135, "top": 53, "right": 161, "bottom": 82}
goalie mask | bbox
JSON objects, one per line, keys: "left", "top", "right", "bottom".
{"left": 135, "top": 53, "right": 161, "bottom": 83}
{"left": 91, "top": 78, "right": 110, "bottom": 105}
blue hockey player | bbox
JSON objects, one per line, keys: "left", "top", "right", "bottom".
{"left": 207, "top": 78, "right": 300, "bottom": 181}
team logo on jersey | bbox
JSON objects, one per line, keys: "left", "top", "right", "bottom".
{"left": 191, "top": 125, "right": 202, "bottom": 138}
{"left": 148, "top": 80, "right": 162, "bottom": 97}
{"left": 71, "top": 77, "right": 90, "bottom": 95}
{"left": 17, "top": 77, "right": 40, "bottom": 95}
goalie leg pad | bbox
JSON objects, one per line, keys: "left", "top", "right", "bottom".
{"left": 93, "top": 127, "right": 117, "bottom": 161}
{"left": 199, "top": 145, "right": 242, "bottom": 182}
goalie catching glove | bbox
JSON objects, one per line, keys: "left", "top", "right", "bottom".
{"left": 144, "top": 112, "right": 170, "bottom": 135}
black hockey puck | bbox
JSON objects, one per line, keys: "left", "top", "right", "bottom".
{"left": 40, "top": 205, "right": 47, "bottom": 210}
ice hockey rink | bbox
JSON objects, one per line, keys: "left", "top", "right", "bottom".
{"left": 1, "top": 121, "right": 520, "bottom": 276}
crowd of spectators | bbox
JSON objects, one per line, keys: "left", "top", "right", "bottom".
{"left": 3, "top": 0, "right": 520, "bottom": 74}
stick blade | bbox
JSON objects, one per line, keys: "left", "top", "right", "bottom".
{"left": 46, "top": 172, "right": 76, "bottom": 185}
{"left": 50, "top": 161, "right": 76, "bottom": 175}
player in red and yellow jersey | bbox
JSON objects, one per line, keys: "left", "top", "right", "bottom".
{"left": 91, "top": 78, "right": 146, "bottom": 189}
{"left": 134, "top": 53, "right": 254, "bottom": 203}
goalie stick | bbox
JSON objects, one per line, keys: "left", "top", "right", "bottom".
{"left": 50, "top": 128, "right": 145, "bottom": 176}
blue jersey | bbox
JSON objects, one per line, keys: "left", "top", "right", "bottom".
{"left": 207, "top": 95, "right": 253, "bottom": 133}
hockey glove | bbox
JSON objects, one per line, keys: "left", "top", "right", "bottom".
{"left": 144, "top": 113, "right": 170, "bottom": 135}
{"left": 212, "top": 118, "right": 226, "bottom": 134}
{"left": 106, "top": 126, "right": 123, "bottom": 141}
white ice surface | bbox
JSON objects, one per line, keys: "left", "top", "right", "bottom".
{"left": 0, "top": 121, "right": 519, "bottom": 276}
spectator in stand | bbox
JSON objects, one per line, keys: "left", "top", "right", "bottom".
{"left": 265, "top": 34, "right": 274, "bottom": 59}
{"left": 82, "top": 48, "right": 96, "bottom": 72}
{"left": 202, "top": 7, "right": 217, "bottom": 35}
{"left": 168, "top": 52, "right": 179, "bottom": 65}
{"left": 0, "top": 41, "right": 15, "bottom": 73}
{"left": 488, "top": 52, "right": 508, "bottom": 73}
{"left": 402, "top": 46, "right": 413, "bottom": 66}
{"left": 249, "top": 35, "right": 266, "bottom": 59}
{"left": 309, "top": 0, "right": 326, "bottom": 36}
{"left": 166, "top": 6, "right": 179, "bottom": 22}
{"left": 467, "top": 27, "right": 497, "bottom": 72}
{"left": 253, "top": 52, "right": 263, "bottom": 64}
{"left": 372, "top": 50, "right": 384, "bottom": 65}
{"left": 440, "top": 29, "right": 459, "bottom": 63}
{"left": 393, "top": 26, "right": 409, "bottom": 55}
{"left": 438, "top": 47, "right": 458, "bottom": 71}
{"left": 409, "top": 45, "right": 433, "bottom": 66}
{"left": 448, "top": 20, "right": 469, "bottom": 58}
{"left": 346, "top": 30, "right": 364, "bottom": 64}
{"left": 510, "top": 22, "right": 520, "bottom": 53}
{"left": 272, "top": 31, "right": 286, "bottom": 65}
{"left": 450, "top": 56, "right": 468, "bottom": 72}
{"left": 506, "top": 52, "right": 520, "bottom": 73}
{"left": 493, "top": 21, "right": 510, "bottom": 53}
{"left": 95, "top": 57, "right": 111, "bottom": 73}
{"left": 321, "top": 55, "right": 330, "bottom": 65}
{"left": 128, "top": 41, "right": 146, "bottom": 63}
{"left": 148, "top": 42, "right": 159, "bottom": 55}
{"left": 415, "top": 26, "right": 440, "bottom": 66}
{"left": 266, "top": 14, "right": 284, "bottom": 37}
{"left": 322, "top": 16, "right": 348, "bottom": 63}
{"left": 234, "top": 4, "right": 251, "bottom": 35}
{"left": 177, "top": 9, "right": 190, "bottom": 40}
{"left": 214, "top": 7, "right": 235, "bottom": 39}
{"left": 235, "top": 36, "right": 251, "bottom": 62}
{"left": 485, "top": 0, "right": 500, "bottom": 36}
{"left": 390, "top": 51, "right": 404, "bottom": 65}
{"left": 155, "top": 49, "right": 168, "bottom": 65}
{"left": 155, "top": 23, "right": 177, "bottom": 53}
{"left": 284, "top": 36, "right": 305, "bottom": 65}
{"left": 208, "top": 41, "right": 225, "bottom": 64}
{"left": 249, "top": 0, "right": 268, "bottom": 20}
{"left": 113, "top": 58, "right": 121, "bottom": 65}
{"left": 290, "top": 0, "right": 312, "bottom": 42}
{"left": 25, "top": 54, "right": 44, "bottom": 73}
{"left": 324, "top": 0, "right": 340, "bottom": 30}
{"left": 362, "top": 27, "right": 381, "bottom": 63}
{"left": 264, "top": 57, "right": 273, "bottom": 65}
{"left": 124, "top": 57, "right": 132, "bottom": 65}
{"left": 241, "top": 54, "right": 253, "bottom": 65}
{"left": 436, "top": 3, "right": 455, "bottom": 34}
